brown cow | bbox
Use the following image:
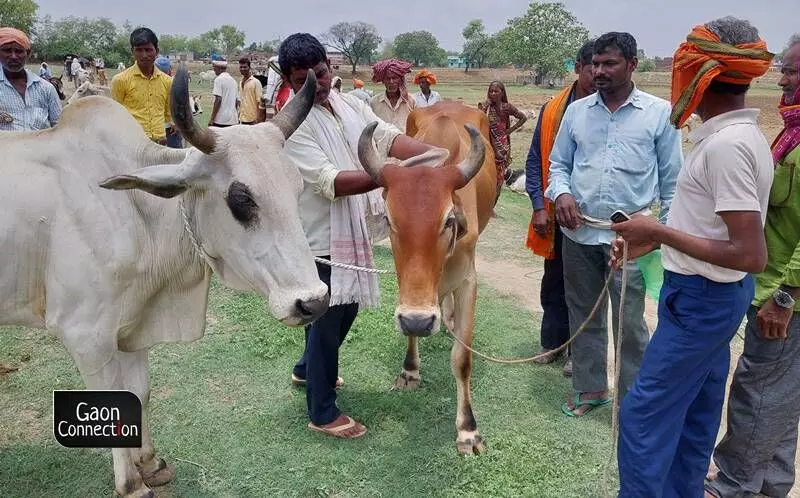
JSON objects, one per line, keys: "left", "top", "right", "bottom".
{"left": 358, "top": 102, "right": 496, "bottom": 454}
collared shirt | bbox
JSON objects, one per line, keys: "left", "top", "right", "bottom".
{"left": 238, "top": 75, "right": 262, "bottom": 123}
{"left": 525, "top": 88, "right": 577, "bottom": 210}
{"left": 285, "top": 93, "right": 401, "bottom": 255}
{"left": 414, "top": 90, "right": 442, "bottom": 108}
{"left": 370, "top": 92, "right": 415, "bottom": 132}
{"left": 754, "top": 145, "right": 800, "bottom": 309}
{"left": 662, "top": 109, "right": 773, "bottom": 283}
{"left": 0, "top": 69, "right": 62, "bottom": 131}
{"left": 545, "top": 87, "right": 683, "bottom": 245}
{"left": 110, "top": 63, "right": 172, "bottom": 141}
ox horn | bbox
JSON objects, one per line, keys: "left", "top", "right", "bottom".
{"left": 171, "top": 64, "right": 217, "bottom": 154}
{"left": 455, "top": 124, "right": 486, "bottom": 184}
{"left": 357, "top": 121, "right": 383, "bottom": 183}
{"left": 271, "top": 69, "right": 316, "bottom": 139}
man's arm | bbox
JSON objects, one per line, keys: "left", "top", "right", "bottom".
{"left": 209, "top": 78, "right": 222, "bottom": 124}
{"left": 110, "top": 74, "right": 125, "bottom": 104}
{"left": 543, "top": 105, "right": 576, "bottom": 203}
{"left": 525, "top": 105, "right": 546, "bottom": 211}
{"left": 163, "top": 77, "right": 173, "bottom": 134}
{"left": 46, "top": 84, "right": 62, "bottom": 127}
{"left": 653, "top": 104, "right": 683, "bottom": 222}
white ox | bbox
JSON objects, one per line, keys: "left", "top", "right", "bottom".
{"left": 196, "top": 69, "right": 216, "bottom": 85}
{"left": 0, "top": 68, "right": 328, "bottom": 497}
{"left": 67, "top": 81, "right": 111, "bottom": 105}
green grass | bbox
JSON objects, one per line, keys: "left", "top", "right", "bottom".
{"left": 0, "top": 195, "right": 618, "bottom": 497}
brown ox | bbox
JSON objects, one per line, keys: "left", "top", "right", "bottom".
{"left": 358, "top": 102, "right": 496, "bottom": 454}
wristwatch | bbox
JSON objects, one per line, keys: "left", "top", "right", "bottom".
{"left": 773, "top": 289, "right": 796, "bottom": 309}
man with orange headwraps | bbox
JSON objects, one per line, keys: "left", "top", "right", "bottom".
{"left": 706, "top": 34, "right": 800, "bottom": 498}
{"left": 0, "top": 27, "right": 61, "bottom": 131}
{"left": 348, "top": 78, "right": 372, "bottom": 104}
{"left": 412, "top": 69, "right": 441, "bottom": 108}
{"left": 608, "top": 17, "right": 775, "bottom": 497}
{"left": 370, "top": 58, "right": 415, "bottom": 131}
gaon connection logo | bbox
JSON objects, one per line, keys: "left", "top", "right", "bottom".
{"left": 53, "top": 390, "right": 142, "bottom": 448}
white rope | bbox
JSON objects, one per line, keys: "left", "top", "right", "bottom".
{"left": 313, "top": 257, "right": 395, "bottom": 275}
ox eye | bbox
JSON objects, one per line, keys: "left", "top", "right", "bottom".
{"left": 226, "top": 181, "right": 260, "bottom": 229}
{"left": 443, "top": 216, "right": 455, "bottom": 232}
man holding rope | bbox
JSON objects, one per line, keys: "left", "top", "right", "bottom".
{"left": 544, "top": 32, "right": 682, "bottom": 417}
{"left": 610, "top": 16, "right": 774, "bottom": 497}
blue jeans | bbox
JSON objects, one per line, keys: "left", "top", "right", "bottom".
{"left": 618, "top": 271, "right": 754, "bottom": 498}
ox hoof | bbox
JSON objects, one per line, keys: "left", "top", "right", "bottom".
{"left": 456, "top": 435, "right": 485, "bottom": 455}
{"left": 116, "top": 487, "right": 154, "bottom": 498}
{"left": 140, "top": 458, "right": 175, "bottom": 487}
{"left": 393, "top": 372, "right": 421, "bottom": 390}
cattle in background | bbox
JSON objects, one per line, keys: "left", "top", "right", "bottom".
{"left": 0, "top": 68, "right": 328, "bottom": 497}
{"left": 66, "top": 81, "right": 111, "bottom": 105}
{"left": 48, "top": 73, "right": 66, "bottom": 100}
{"left": 358, "top": 101, "right": 496, "bottom": 454}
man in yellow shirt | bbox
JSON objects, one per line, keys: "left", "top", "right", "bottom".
{"left": 111, "top": 27, "right": 173, "bottom": 145}
{"left": 238, "top": 57, "right": 263, "bottom": 125}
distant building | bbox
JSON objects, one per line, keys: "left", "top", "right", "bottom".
{"left": 447, "top": 56, "right": 467, "bottom": 69}
{"left": 655, "top": 57, "right": 673, "bottom": 71}
{"left": 327, "top": 51, "right": 346, "bottom": 69}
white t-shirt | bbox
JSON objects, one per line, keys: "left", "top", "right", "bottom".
{"left": 414, "top": 90, "right": 442, "bottom": 108}
{"left": 662, "top": 109, "right": 774, "bottom": 283}
{"left": 212, "top": 71, "right": 239, "bottom": 126}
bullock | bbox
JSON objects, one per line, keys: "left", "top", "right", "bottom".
{"left": 357, "top": 102, "right": 496, "bottom": 454}
{"left": 66, "top": 81, "right": 111, "bottom": 105}
{"left": 0, "top": 67, "right": 329, "bottom": 497}
{"left": 49, "top": 73, "right": 66, "bottom": 100}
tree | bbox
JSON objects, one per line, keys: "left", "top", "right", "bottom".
{"left": 392, "top": 30, "right": 442, "bottom": 67}
{"left": 217, "top": 24, "right": 246, "bottom": 55}
{"left": 461, "top": 20, "right": 495, "bottom": 72}
{"left": 159, "top": 34, "right": 189, "bottom": 55}
{"left": 323, "top": 21, "right": 381, "bottom": 74}
{"left": 31, "top": 16, "right": 127, "bottom": 65}
{"left": 377, "top": 40, "right": 394, "bottom": 60}
{"left": 0, "top": 0, "right": 38, "bottom": 33}
{"left": 635, "top": 48, "right": 657, "bottom": 72}
{"left": 493, "top": 2, "right": 589, "bottom": 82}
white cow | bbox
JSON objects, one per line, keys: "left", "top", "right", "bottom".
{"left": 197, "top": 69, "right": 216, "bottom": 85}
{"left": 66, "top": 81, "right": 111, "bottom": 106}
{"left": 0, "top": 68, "right": 328, "bottom": 497}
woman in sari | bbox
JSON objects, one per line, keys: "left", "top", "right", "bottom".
{"left": 479, "top": 81, "right": 527, "bottom": 196}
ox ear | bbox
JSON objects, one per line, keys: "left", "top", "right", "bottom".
{"left": 99, "top": 163, "right": 207, "bottom": 199}
{"left": 453, "top": 204, "right": 468, "bottom": 241}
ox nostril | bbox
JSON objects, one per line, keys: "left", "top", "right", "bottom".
{"left": 295, "top": 295, "right": 329, "bottom": 320}
{"left": 398, "top": 313, "right": 436, "bottom": 337}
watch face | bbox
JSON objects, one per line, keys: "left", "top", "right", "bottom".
{"left": 775, "top": 290, "right": 795, "bottom": 308}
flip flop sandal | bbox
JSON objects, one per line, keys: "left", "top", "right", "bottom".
{"left": 561, "top": 393, "right": 611, "bottom": 417}
{"left": 307, "top": 415, "right": 367, "bottom": 439}
{"left": 291, "top": 373, "right": 344, "bottom": 388}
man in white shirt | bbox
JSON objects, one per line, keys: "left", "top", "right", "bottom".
{"left": 412, "top": 69, "right": 442, "bottom": 108}
{"left": 279, "top": 33, "right": 434, "bottom": 439}
{"left": 609, "top": 16, "right": 774, "bottom": 497}
{"left": 70, "top": 56, "right": 82, "bottom": 88}
{"left": 208, "top": 60, "right": 239, "bottom": 127}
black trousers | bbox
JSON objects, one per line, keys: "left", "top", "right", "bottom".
{"left": 292, "top": 258, "right": 359, "bottom": 425}
{"left": 539, "top": 226, "right": 570, "bottom": 350}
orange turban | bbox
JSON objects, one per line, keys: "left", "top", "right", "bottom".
{"left": 353, "top": 79, "right": 364, "bottom": 88}
{"left": 670, "top": 25, "right": 773, "bottom": 128}
{"left": 413, "top": 69, "right": 437, "bottom": 86}
{"left": 0, "top": 27, "right": 31, "bottom": 51}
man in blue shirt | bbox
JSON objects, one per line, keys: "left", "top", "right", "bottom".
{"left": 0, "top": 27, "right": 61, "bottom": 131}
{"left": 525, "top": 40, "right": 595, "bottom": 376}
{"left": 544, "top": 32, "right": 682, "bottom": 416}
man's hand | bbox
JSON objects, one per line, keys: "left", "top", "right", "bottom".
{"left": 555, "top": 194, "right": 582, "bottom": 230}
{"left": 757, "top": 299, "right": 793, "bottom": 340}
{"left": 532, "top": 209, "right": 549, "bottom": 236}
{"left": 166, "top": 126, "right": 179, "bottom": 136}
{"left": 609, "top": 216, "right": 662, "bottom": 269}
{"left": 609, "top": 238, "right": 660, "bottom": 269}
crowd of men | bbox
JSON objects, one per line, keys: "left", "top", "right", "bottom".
{"left": 1, "top": 13, "right": 799, "bottom": 497}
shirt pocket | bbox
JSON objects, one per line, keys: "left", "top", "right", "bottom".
{"left": 769, "top": 160, "right": 795, "bottom": 207}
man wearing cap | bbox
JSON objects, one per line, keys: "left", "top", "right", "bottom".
{"left": 610, "top": 17, "right": 774, "bottom": 497}
{"left": 348, "top": 78, "right": 371, "bottom": 104}
{"left": 111, "top": 27, "right": 174, "bottom": 145}
{"left": 370, "top": 58, "right": 415, "bottom": 132}
{"left": 412, "top": 69, "right": 441, "bottom": 108}
{"left": 208, "top": 59, "right": 239, "bottom": 128}
{"left": 0, "top": 27, "right": 62, "bottom": 131}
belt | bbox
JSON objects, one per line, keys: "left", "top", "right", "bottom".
{"left": 579, "top": 208, "right": 652, "bottom": 230}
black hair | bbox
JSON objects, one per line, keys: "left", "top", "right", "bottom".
{"left": 594, "top": 32, "right": 637, "bottom": 61}
{"left": 238, "top": 57, "right": 251, "bottom": 67}
{"left": 130, "top": 27, "right": 158, "bottom": 50}
{"left": 576, "top": 39, "right": 595, "bottom": 66}
{"left": 708, "top": 80, "right": 750, "bottom": 95}
{"left": 278, "top": 33, "right": 327, "bottom": 76}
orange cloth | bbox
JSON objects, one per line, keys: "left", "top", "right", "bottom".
{"left": 526, "top": 84, "right": 574, "bottom": 260}
{"left": 670, "top": 25, "right": 773, "bottom": 128}
{"left": 0, "top": 27, "right": 31, "bottom": 50}
{"left": 353, "top": 79, "right": 364, "bottom": 88}
{"left": 413, "top": 69, "right": 437, "bottom": 86}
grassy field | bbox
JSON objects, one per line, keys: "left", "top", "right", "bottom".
{"left": 0, "top": 192, "right": 619, "bottom": 498}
